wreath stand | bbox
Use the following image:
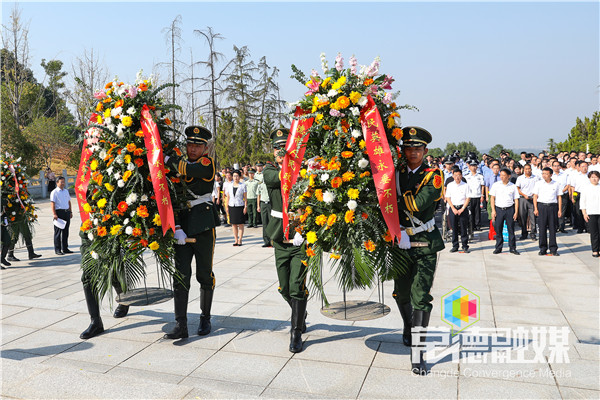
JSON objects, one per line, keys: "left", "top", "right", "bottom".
{"left": 115, "top": 261, "right": 173, "bottom": 307}
{"left": 319, "top": 257, "right": 391, "bottom": 321}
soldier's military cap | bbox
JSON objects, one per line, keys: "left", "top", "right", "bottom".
{"left": 256, "top": 162, "right": 264, "bottom": 167}
{"left": 401, "top": 126, "right": 432, "bottom": 147}
{"left": 248, "top": 168, "right": 256, "bottom": 174}
{"left": 270, "top": 128, "right": 290, "bottom": 149}
{"left": 185, "top": 126, "right": 212, "bottom": 144}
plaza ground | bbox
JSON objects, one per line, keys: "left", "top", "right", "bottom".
{"left": 1, "top": 199, "right": 598, "bottom": 399}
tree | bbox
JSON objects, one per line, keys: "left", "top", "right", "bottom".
{"left": 22, "top": 116, "right": 72, "bottom": 170}
{"left": 547, "top": 138, "right": 557, "bottom": 153}
{"left": 253, "top": 56, "right": 286, "bottom": 134}
{"left": 214, "top": 112, "right": 235, "bottom": 167}
{"left": 68, "top": 48, "right": 109, "bottom": 127}
{"left": 427, "top": 147, "right": 444, "bottom": 158}
{"left": 556, "top": 112, "right": 600, "bottom": 153}
{"left": 161, "top": 15, "right": 184, "bottom": 111}
{"left": 443, "top": 141, "right": 480, "bottom": 158}
{"left": 488, "top": 144, "right": 517, "bottom": 160}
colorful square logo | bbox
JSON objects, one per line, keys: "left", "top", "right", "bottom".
{"left": 441, "top": 286, "right": 480, "bottom": 334}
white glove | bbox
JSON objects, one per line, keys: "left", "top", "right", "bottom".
{"left": 174, "top": 228, "right": 187, "bottom": 245}
{"left": 398, "top": 230, "right": 411, "bottom": 250}
{"left": 292, "top": 232, "right": 304, "bottom": 246}
{"left": 164, "top": 155, "right": 170, "bottom": 163}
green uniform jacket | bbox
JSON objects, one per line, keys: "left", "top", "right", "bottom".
{"left": 263, "top": 162, "right": 284, "bottom": 242}
{"left": 397, "top": 162, "right": 445, "bottom": 254}
{"left": 166, "top": 155, "right": 217, "bottom": 237}
{"left": 246, "top": 178, "right": 260, "bottom": 199}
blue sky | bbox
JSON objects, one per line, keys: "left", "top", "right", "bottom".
{"left": 3, "top": 1, "right": 598, "bottom": 151}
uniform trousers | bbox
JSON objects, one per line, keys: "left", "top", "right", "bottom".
{"left": 588, "top": 215, "right": 600, "bottom": 253}
{"left": 573, "top": 194, "right": 587, "bottom": 232}
{"left": 558, "top": 193, "right": 569, "bottom": 231}
{"left": 449, "top": 208, "right": 469, "bottom": 249}
{"left": 247, "top": 198, "right": 258, "bottom": 226}
{"left": 260, "top": 201, "right": 271, "bottom": 245}
{"left": 54, "top": 209, "right": 71, "bottom": 252}
{"left": 392, "top": 246, "right": 438, "bottom": 312}
{"left": 518, "top": 198, "right": 536, "bottom": 236}
{"left": 273, "top": 241, "right": 308, "bottom": 301}
{"left": 537, "top": 203, "right": 558, "bottom": 253}
{"left": 494, "top": 205, "right": 517, "bottom": 251}
{"left": 174, "top": 228, "right": 216, "bottom": 291}
{"left": 468, "top": 198, "right": 481, "bottom": 229}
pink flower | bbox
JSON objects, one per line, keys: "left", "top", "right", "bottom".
{"left": 382, "top": 93, "right": 393, "bottom": 104}
{"left": 329, "top": 109, "right": 344, "bottom": 117}
{"left": 311, "top": 69, "right": 320, "bottom": 78}
{"left": 349, "top": 54, "right": 358, "bottom": 75}
{"left": 381, "top": 75, "right": 394, "bottom": 90}
{"left": 127, "top": 86, "right": 138, "bottom": 98}
{"left": 335, "top": 53, "right": 344, "bottom": 72}
{"left": 93, "top": 91, "right": 107, "bottom": 100}
{"left": 305, "top": 80, "right": 320, "bottom": 95}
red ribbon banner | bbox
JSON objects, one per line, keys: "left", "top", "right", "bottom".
{"left": 281, "top": 107, "right": 315, "bottom": 240}
{"left": 359, "top": 96, "right": 402, "bottom": 241}
{"left": 75, "top": 114, "right": 99, "bottom": 222}
{"left": 8, "top": 165, "right": 24, "bottom": 209}
{"left": 140, "top": 105, "right": 176, "bottom": 236}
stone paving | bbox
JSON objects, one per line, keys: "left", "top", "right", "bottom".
{"left": 1, "top": 199, "right": 599, "bottom": 399}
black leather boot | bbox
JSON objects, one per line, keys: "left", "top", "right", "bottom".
{"left": 1, "top": 245, "right": 11, "bottom": 267}
{"left": 198, "top": 289, "right": 213, "bottom": 336}
{"left": 164, "top": 290, "right": 189, "bottom": 339}
{"left": 396, "top": 300, "right": 413, "bottom": 346}
{"left": 411, "top": 310, "right": 431, "bottom": 375}
{"left": 27, "top": 244, "right": 41, "bottom": 259}
{"left": 289, "top": 298, "right": 307, "bottom": 353}
{"left": 7, "top": 249, "right": 20, "bottom": 262}
{"left": 80, "top": 285, "right": 104, "bottom": 339}
{"left": 112, "top": 283, "right": 129, "bottom": 318}
{"left": 286, "top": 298, "right": 307, "bottom": 333}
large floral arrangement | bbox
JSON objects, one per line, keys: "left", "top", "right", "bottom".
{"left": 0, "top": 153, "right": 37, "bottom": 241}
{"left": 79, "top": 72, "right": 185, "bottom": 300}
{"left": 289, "top": 53, "right": 413, "bottom": 299}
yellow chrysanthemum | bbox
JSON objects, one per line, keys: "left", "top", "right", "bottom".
{"left": 342, "top": 171, "right": 355, "bottom": 182}
{"left": 330, "top": 253, "right": 341, "bottom": 260}
{"left": 306, "top": 231, "right": 317, "bottom": 244}
{"left": 300, "top": 169, "right": 307, "bottom": 179}
{"left": 331, "top": 76, "right": 347, "bottom": 90}
{"left": 96, "top": 115, "right": 103, "bottom": 124}
{"left": 359, "top": 140, "right": 366, "bottom": 149}
{"left": 345, "top": 210, "right": 355, "bottom": 224}
{"left": 97, "top": 198, "right": 107, "bottom": 208}
{"left": 327, "top": 214, "right": 337, "bottom": 227}
{"left": 153, "top": 214, "right": 161, "bottom": 226}
{"left": 110, "top": 224, "right": 122, "bottom": 236}
{"left": 122, "top": 170, "right": 133, "bottom": 182}
{"left": 149, "top": 241, "right": 160, "bottom": 251}
{"left": 349, "top": 91, "right": 361, "bottom": 104}
{"left": 347, "top": 188, "right": 359, "bottom": 199}
{"left": 121, "top": 116, "right": 133, "bottom": 127}
{"left": 90, "top": 160, "right": 98, "bottom": 171}
{"left": 315, "top": 113, "right": 324, "bottom": 122}
{"left": 104, "top": 108, "right": 111, "bottom": 118}
{"left": 104, "top": 183, "right": 114, "bottom": 192}
{"left": 83, "top": 203, "right": 92, "bottom": 213}
{"left": 321, "top": 77, "right": 331, "bottom": 88}
{"left": 305, "top": 206, "right": 313, "bottom": 215}
{"left": 315, "top": 214, "right": 327, "bottom": 226}
{"left": 124, "top": 154, "right": 132, "bottom": 164}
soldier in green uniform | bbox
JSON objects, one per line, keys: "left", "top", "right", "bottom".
{"left": 246, "top": 169, "right": 260, "bottom": 228}
{"left": 263, "top": 128, "right": 308, "bottom": 353}
{"left": 163, "top": 126, "right": 218, "bottom": 339}
{"left": 393, "top": 126, "right": 445, "bottom": 375}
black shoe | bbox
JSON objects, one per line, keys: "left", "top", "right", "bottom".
{"left": 550, "top": 252, "right": 559, "bottom": 256}
{"left": 80, "top": 320, "right": 104, "bottom": 339}
{"left": 449, "top": 248, "right": 459, "bottom": 253}
{"left": 462, "top": 248, "right": 470, "bottom": 254}
{"left": 233, "top": 243, "right": 238, "bottom": 246}
{"left": 164, "top": 320, "right": 189, "bottom": 339}
{"left": 530, "top": 235, "right": 536, "bottom": 241}
{"left": 113, "top": 304, "right": 129, "bottom": 318}
{"left": 198, "top": 316, "right": 211, "bottom": 336}
{"left": 1, "top": 265, "right": 6, "bottom": 270}
{"left": 7, "top": 254, "right": 20, "bottom": 262}
{"left": 577, "top": 230, "right": 584, "bottom": 234}
{"left": 411, "top": 310, "right": 430, "bottom": 376}
{"left": 224, "top": 223, "right": 231, "bottom": 227}
{"left": 538, "top": 250, "right": 547, "bottom": 256}
{"left": 1, "top": 259, "right": 11, "bottom": 267}
{"left": 81, "top": 284, "right": 104, "bottom": 339}
{"left": 396, "top": 301, "right": 412, "bottom": 347}
{"left": 28, "top": 253, "right": 42, "bottom": 259}
{"left": 63, "top": 249, "right": 74, "bottom": 254}
{"left": 198, "top": 288, "right": 214, "bottom": 336}
{"left": 510, "top": 249, "right": 520, "bottom": 255}
{"left": 164, "top": 290, "right": 189, "bottom": 339}
{"left": 55, "top": 251, "right": 64, "bottom": 255}
{"left": 261, "top": 244, "right": 271, "bottom": 248}
{"left": 493, "top": 249, "right": 502, "bottom": 254}
{"left": 593, "top": 253, "right": 599, "bottom": 258}
{"left": 289, "top": 299, "right": 307, "bottom": 353}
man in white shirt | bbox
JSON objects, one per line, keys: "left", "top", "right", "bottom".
{"left": 490, "top": 169, "right": 520, "bottom": 255}
{"left": 446, "top": 167, "right": 471, "bottom": 253}
{"left": 551, "top": 160, "right": 569, "bottom": 233}
{"left": 465, "top": 160, "right": 485, "bottom": 232}
{"left": 515, "top": 164, "right": 539, "bottom": 240}
{"left": 518, "top": 152, "right": 527, "bottom": 166}
{"left": 571, "top": 161, "right": 590, "bottom": 233}
{"left": 533, "top": 167, "right": 562, "bottom": 256}
{"left": 50, "top": 176, "right": 73, "bottom": 255}
{"left": 588, "top": 155, "right": 600, "bottom": 172}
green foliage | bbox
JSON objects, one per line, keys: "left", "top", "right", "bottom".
{"left": 444, "top": 141, "right": 480, "bottom": 158}
{"left": 427, "top": 147, "right": 444, "bottom": 158}
{"left": 556, "top": 111, "right": 600, "bottom": 153}
{"left": 488, "top": 144, "right": 517, "bottom": 160}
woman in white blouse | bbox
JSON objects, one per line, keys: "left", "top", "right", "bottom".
{"left": 225, "top": 170, "right": 247, "bottom": 246}
{"left": 581, "top": 170, "right": 600, "bottom": 257}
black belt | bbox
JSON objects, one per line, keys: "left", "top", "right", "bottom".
{"left": 538, "top": 202, "right": 557, "bottom": 206}
{"left": 495, "top": 205, "right": 514, "bottom": 210}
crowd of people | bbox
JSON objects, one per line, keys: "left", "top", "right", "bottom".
{"left": 433, "top": 149, "right": 600, "bottom": 257}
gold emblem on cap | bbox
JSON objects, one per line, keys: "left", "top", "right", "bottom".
{"left": 193, "top": 128, "right": 200, "bottom": 134}
{"left": 276, "top": 130, "right": 283, "bottom": 137}
{"left": 409, "top": 128, "right": 417, "bottom": 135}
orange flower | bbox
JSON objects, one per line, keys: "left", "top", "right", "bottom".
{"left": 114, "top": 99, "right": 124, "bottom": 108}
{"left": 341, "top": 119, "right": 350, "bottom": 132}
{"left": 364, "top": 78, "right": 374, "bottom": 86}
{"left": 360, "top": 171, "right": 371, "bottom": 178}
{"left": 105, "top": 82, "right": 113, "bottom": 89}
{"left": 123, "top": 170, "right": 133, "bottom": 182}
{"left": 344, "top": 210, "right": 355, "bottom": 224}
{"left": 164, "top": 118, "right": 172, "bottom": 125}
{"left": 118, "top": 201, "right": 128, "bottom": 212}
{"left": 132, "top": 227, "right": 142, "bottom": 237}
{"left": 138, "top": 83, "right": 148, "bottom": 91}
{"left": 135, "top": 130, "right": 145, "bottom": 137}
{"left": 174, "top": 147, "right": 183, "bottom": 156}
{"left": 97, "top": 226, "right": 108, "bottom": 236}
{"left": 133, "top": 148, "right": 144, "bottom": 156}
{"left": 306, "top": 247, "right": 316, "bottom": 257}
{"left": 383, "top": 230, "right": 393, "bottom": 242}
{"left": 323, "top": 125, "right": 331, "bottom": 131}
{"left": 80, "top": 220, "right": 92, "bottom": 232}
{"left": 341, "top": 151, "right": 354, "bottom": 159}
{"left": 137, "top": 205, "right": 149, "bottom": 218}
{"left": 95, "top": 102, "right": 104, "bottom": 112}
{"left": 139, "top": 239, "right": 149, "bottom": 247}
{"left": 170, "top": 176, "right": 181, "bottom": 183}
{"left": 364, "top": 240, "right": 376, "bottom": 252}
{"left": 148, "top": 228, "right": 155, "bottom": 236}
{"left": 134, "top": 158, "right": 144, "bottom": 168}
{"left": 315, "top": 214, "right": 327, "bottom": 226}
{"left": 362, "top": 212, "right": 369, "bottom": 220}
{"left": 314, "top": 189, "right": 323, "bottom": 201}
{"left": 126, "top": 143, "right": 137, "bottom": 152}
{"left": 392, "top": 128, "right": 403, "bottom": 140}
{"left": 342, "top": 171, "right": 355, "bottom": 182}
{"left": 336, "top": 96, "right": 350, "bottom": 109}
{"left": 102, "top": 214, "right": 111, "bottom": 222}
{"left": 327, "top": 214, "right": 337, "bottom": 227}
{"left": 331, "top": 177, "right": 343, "bottom": 188}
